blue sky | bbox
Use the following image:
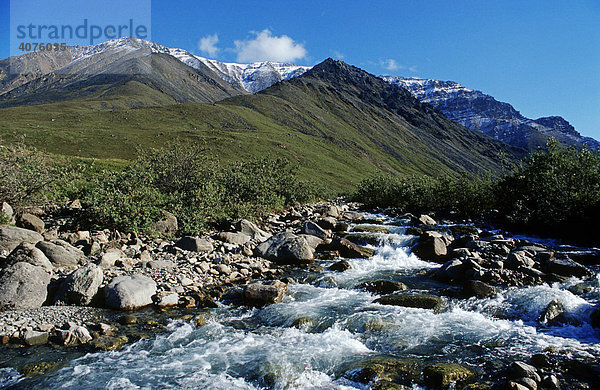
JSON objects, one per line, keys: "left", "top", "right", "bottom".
{"left": 1, "top": 0, "right": 599, "bottom": 139}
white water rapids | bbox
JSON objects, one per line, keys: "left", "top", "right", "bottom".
{"left": 4, "top": 215, "right": 600, "bottom": 389}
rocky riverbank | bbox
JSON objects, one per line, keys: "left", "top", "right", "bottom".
{"left": 1, "top": 200, "right": 600, "bottom": 388}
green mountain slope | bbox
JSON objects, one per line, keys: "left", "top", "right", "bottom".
{"left": 0, "top": 59, "right": 525, "bottom": 192}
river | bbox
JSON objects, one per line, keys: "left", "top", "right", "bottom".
{"left": 4, "top": 213, "right": 600, "bottom": 389}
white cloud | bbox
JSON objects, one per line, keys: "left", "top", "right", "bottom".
{"left": 382, "top": 59, "right": 401, "bottom": 71}
{"left": 199, "top": 34, "right": 219, "bottom": 57}
{"left": 332, "top": 50, "right": 345, "bottom": 59}
{"left": 234, "top": 29, "right": 306, "bottom": 63}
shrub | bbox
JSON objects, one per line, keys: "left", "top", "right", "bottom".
{"left": 0, "top": 142, "right": 57, "bottom": 205}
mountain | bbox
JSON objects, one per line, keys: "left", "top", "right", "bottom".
{"left": 383, "top": 76, "right": 599, "bottom": 150}
{"left": 0, "top": 38, "right": 247, "bottom": 108}
{"left": 0, "top": 37, "right": 310, "bottom": 107}
{"left": 0, "top": 56, "right": 524, "bottom": 191}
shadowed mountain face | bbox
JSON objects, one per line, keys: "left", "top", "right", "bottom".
{"left": 0, "top": 38, "right": 246, "bottom": 108}
{"left": 222, "top": 59, "right": 525, "bottom": 175}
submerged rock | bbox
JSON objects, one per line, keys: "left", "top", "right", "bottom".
{"left": 329, "top": 260, "right": 352, "bottom": 272}
{"left": 374, "top": 292, "right": 444, "bottom": 312}
{"left": 345, "top": 356, "right": 421, "bottom": 385}
{"left": 356, "top": 280, "right": 408, "bottom": 295}
{"left": 328, "top": 237, "right": 375, "bottom": 258}
{"left": 243, "top": 281, "right": 287, "bottom": 306}
{"left": 422, "top": 362, "right": 475, "bottom": 388}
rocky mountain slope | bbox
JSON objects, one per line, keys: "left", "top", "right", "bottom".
{"left": 0, "top": 38, "right": 247, "bottom": 107}
{"left": 383, "top": 77, "right": 599, "bottom": 150}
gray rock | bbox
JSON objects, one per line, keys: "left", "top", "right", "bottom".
{"left": 329, "top": 260, "right": 352, "bottom": 272}
{"left": 463, "top": 280, "right": 497, "bottom": 299}
{"left": 0, "top": 225, "right": 44, "bottom": 253}
{"left": 356, "top": 280, "right": 407, "bottom": 295}
{"left": 5, "top": 242, "right": 52, "bottom": 272}
{"left": 22, "top": 329, "right": 49, "bottom": 346}
{"left": 324, "top": 205, "right": 340, "bottom": 218}
{"left": 36, "top": 240, "right": 84, "bottom": 267}
{"left": 156, "top": 293, "right": 179, "bottom": 307}
{"left": 0, "top": 262, "right": 51, "bottom": 310}
{"left": 16, "top": 213, "right": 45, "bottom": 233}
{"left": 58, "top": 325, "right": 92, "bottom": 345}
{"left": 374, "top": 292, "right": 444, "bottom": 312}
{"left": 1, "top": 202, "right": 15, "bottom": 224}
{"left": 105, "top": 274, "right": 157, "bottom": 310}
{"left": 329, "top": 237, "right": 375, "bottom": 258}
{"left": 175, "top": 236, "right": 214, "bottom": 252}
{"left": 418, "top": 214, "right": 437, "bottom": 225}
{"left": 243, "top": 281, "right": 287, "bottom": 306}
{"left": 217, "top": 232, "right": 251, "bottom": 245}
{"left": 298, "top": 234, "right": 323, "bottom": 250}
{"left": 255, "top": 232, "right": 314, "bottom": 265}
{"left": 437, "top": 259, "right": 466, "bottom": 280}
{"left": 412, "top": 236, "right": 447, "bottom": 262}
{"left": 98, "top": 248, "right": 125, "bottom": 268}
{"left": 538, "top": 299, "right": 566, "bottom": 325}
{"left": 151, "top": 211, "right": 178, "bottom": 235}
{"left": 545, "top": 256, "right": 592, "bottom": 278}
{"left": 317, "top": 217, "right": 337, "bottom": 230}
{"left": 301, "top": 221, "right": 331, "bottom": 239}
{"left": 506, "top": 251, "right": 536, "bottom": 269}
{"left": 509, "top": 361, "right": 541, "bottom": 382}
{"left": 56, "top": 264, "right": 103, "bottom": 305}
{"left": 235, "top": 219, "right": 271, "bottom": 242}
{"left": 341, "top": 211, "right": 364, "bottom": 222}
{"left": 145, "top": 260, "right": 175, "bottom": 271}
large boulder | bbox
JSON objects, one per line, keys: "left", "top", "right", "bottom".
{"left": 235, "top": 219, "right": 271, "bottom": 242}
{"left": 0, "top": 262, "right": 51, "bottom": 310}
{"left": 505, "top": 251, "right": 536, "bottom": 269}
{"left": 4, "top": 242, "right": 53, "bottom": 272}
{"left": 328, "top": 237, "right": 375, "bottom": 258}
{"left": 255, "top": 232, "right": 314, "bottom": 265}
{"left": 243, "top": 281, "right": 287, "bottom": 306}
{"left": 174, "top": 236, "right": 214, "bottom": 252}
{"left": 301, "top": 221, "right": 331, "bottom": 240}
{"left": 418, "top": 214, "right": 437, "bottom": 226}
{"left": 105, "top": 274, "right": 157, "bottom": 310}
{"left": 16, "top": 213, "right": 45, "bottom": 233}
{"left": 151, "top": 211, "right": 178, "bottom": 235}
{"left": 544, "top": 256, "right": 593, "bottom": 278}
{"left": 0, "top": 225, "right": 44, "bottom": 253}
{"left": 36, "top": 240, "right": 84, "bottom": 267}
{"left": 55, "top": 264, "right": 103, "bottom": 305}
{"left": 412, "top": 236, "right": 447, "bottom": 262}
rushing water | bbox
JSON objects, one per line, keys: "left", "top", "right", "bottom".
{"left": 4, "top": 215, "right": 600, "bottom": 389}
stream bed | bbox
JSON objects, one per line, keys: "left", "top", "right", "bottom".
{"left": 2, "top": 213, "right": 600, "bottom": 389}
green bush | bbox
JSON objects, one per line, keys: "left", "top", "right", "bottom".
{"left": 75, "top": 144, "right": 319, "bottom": 234}
{"left": 352, "top": 138, "right": 600, "bottom": 244}
{"left": 0, "top": 142, "right": 57, "bottom": 205}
